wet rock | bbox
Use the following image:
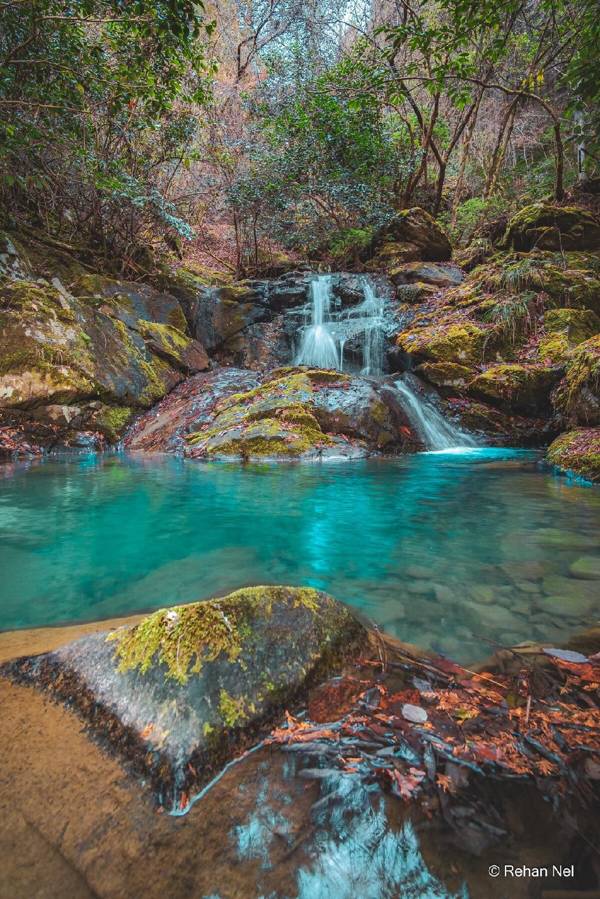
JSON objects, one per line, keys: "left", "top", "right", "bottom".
{"left": 405, "top": 580, "right": 434, "bottom": 596}
{"left": 546, "top": 428, "right": 600, "bottom": 483}
{"left": 569, "top": 556, "right": 600, "bottom": 580}
{"left": 533, "top": 527, "right": 599, "bottom": 551}
{"left": 500, "top": 204, "right": 600, "bottom": 252}
{"left": 2, "top": 586, "right": 367, "bottom": 805}
{"left": 179, "top": 367, "right": 413, "bottom": 461}
{"left": 417, "top": 362, "right": 475, "bottom": 389}
{"left": 541, "top": 575, "right": 598, "bottom": 603}
{"left": 468, "top": 364, "right": 562, "bottom": 416}
{"left": 537, "top": 593, "right": 595, "bottom": 618}
{"left": 469, "top": 585, "right": 495, "bottom": 605}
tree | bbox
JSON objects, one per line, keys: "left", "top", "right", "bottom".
{"left": 0, "top": 0, "right": 214, "bottom": 270}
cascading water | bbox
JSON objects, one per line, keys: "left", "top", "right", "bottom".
{"left": 394, "top": 373, "right": 477, "bottom": 451}
{"left": 295, "top": 275, "right": 339, "bottom": 369}
{"left": 295, "top": 274, "right": 386, "bottom": 374}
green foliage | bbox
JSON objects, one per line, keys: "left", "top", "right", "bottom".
{"left": 230, "top": 60, "right": 420, "bottom": 257}
{"left": 449, "top": 197, "right": 510, "bottom": 244}
{"left": 0, "top": 0, "right": 214, "bottom": 269}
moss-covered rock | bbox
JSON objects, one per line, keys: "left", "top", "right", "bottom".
{"left": 397, "top": 320, "right": 490, "bottom": 365}
{"left": 364, "top": 208, "right": 452, "bottom": 274}
{"left": 537, "top": 308, "right": 600, "bottom": 364}
{"left": 501, "top": 204, "right": 600, "bottom": 252}
{"left": 546, "top": 428, "right": 600, "bottom": 482}
{"left": 183, "top": 367, "right": 412, "bottom": 460}
{"left": 0, "top": 261, "right": 208, "bottom": 444}
{"left": 416, "top": 362, "right": 475, "bottom": 389}
{"left": 552, "top": 335, "right": 600, "bottom": 425}
{"left": 2, "top": 586, "right": 367, "bottom": 805}
{"left": 468, "top": 363, "right": 561, "bottom": 415}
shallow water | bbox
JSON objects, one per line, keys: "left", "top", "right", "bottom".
{"left": 1, "top": 449, "right": 599, "bottom": 662}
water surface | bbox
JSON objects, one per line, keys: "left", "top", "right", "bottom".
{"left": 1, "top": 449, "right": 599, "bottom": 662}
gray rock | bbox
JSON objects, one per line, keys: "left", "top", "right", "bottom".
{"left": 569, "top": 556, "right": 600, "bottom": 580}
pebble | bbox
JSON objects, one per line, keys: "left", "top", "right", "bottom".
{"left": 515, "top": 581, "right": 540, "bottom": 594}
{"left": 469, "top": 585, "right": 495, "bottom": 605}
{"left": 569, "top": 556, "right": 600, "bottom": 580}
{"left": 402, "top": 703, "right": 428, "bottom": 724}
{"left": 405, "top": 580, "right": 434, "bottom": 595}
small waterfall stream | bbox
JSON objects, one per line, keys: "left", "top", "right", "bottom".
{"left": 295, "top": 274, "right": 385, "bottom": 375}
{"left": 394, "top": 374, "right": 477, "bottom": 451}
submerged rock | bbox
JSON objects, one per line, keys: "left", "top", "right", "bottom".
{"left": 2, "top": 586, "right": 367, "bottom": 806}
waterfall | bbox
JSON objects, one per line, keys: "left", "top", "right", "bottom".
{"left": 295, "top": 275, "right": 340, "bottom": 369}
{"left": 295, "top": 275, "right": 385, "bottom": 374}
{"left": 394, "top": 374, "right": 477, "bottom": 451}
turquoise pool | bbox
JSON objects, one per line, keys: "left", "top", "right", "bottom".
{"left": 1, "top": 449, "right": 599, "bottom": 662}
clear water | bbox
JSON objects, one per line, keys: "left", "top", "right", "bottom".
{"left": 1, "top": 450, "right": 599, "bottom": 662}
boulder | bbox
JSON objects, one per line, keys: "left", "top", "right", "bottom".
{"left": 468, "top": 363, "right": 562, "bottom": 416}
{"left": 537, "top": 308, "right": 600, "bottom": 364}
{"left": 180, "top": 367, "right": 413, "bottom": 460}
{"left": 2, "top": 586, "right": 367, "bottom": 805}
{"left": 546, "top": 428, "right": 600, "bottom": 482}
{"left": 396, "top": 320, "right": 490, "bottom": 365}
{"left": 0, "top": 270, "right": 208, "bottom": 445}
{"left": 552, "top": 335, "right": 600, "bottom": 426}
{"left": 363, "top": 208, "right": 452, "bottom": 274}
{"left": 391, "top": 262, "right": 464, "bottom": 288}
{"left": 441, "top": 397, "right": 556, "bottom": 446}
{"left": 501, "top": 204, "right": 600, "bottom": 252}
{"left": 416, "top": 362, "right": 475, "bottom": 389}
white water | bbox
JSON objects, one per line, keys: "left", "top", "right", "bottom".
{"left": 295, "top": 275, "right": 385, "bottom": 374}
{"left": 394, "top": 373, "right": 477, "bottom": 451}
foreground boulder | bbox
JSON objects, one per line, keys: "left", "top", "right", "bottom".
{"left": 127, "top": 366, "right": 415, "bottom": 459}
{"left": 3, "top": 586, "right": 367, "bottom": 806}
{"left": 546, "top": 428, "right": 600, "bottom": 482}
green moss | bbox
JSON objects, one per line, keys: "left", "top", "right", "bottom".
{"left": 397, "top": 320, "right": 489, "bottom": 364}
{"left": 108, "top": 586, "right": 327, "bottom": 685}
{"left": 94, "top": 405, "right": 133, "bottom": 441}
{"left": 218, "top": 689, "right": 254, "bottom": 728}
{"left": 137, "top": 319, "right": 191, "bottom": 351}
{"left": 553, "top": 335, "right": 600, "bottom": 417}
{"left": 547, "top": 428, "right": 600, "bottom": 482}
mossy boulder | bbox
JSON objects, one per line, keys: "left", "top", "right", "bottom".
{"left": 552, "top": 335, "right": 600, "bottom": 425}
{"left": 416, "top": 362, "right": 475, "bottom": 389}
{"left": 396, "top": 320, "right": 489, "bottom": 365}
{"left": 537, "top": 308, "right": 600, "bottom": 364}
{"left": 0, "top": 267, "right": 208, "bottom": 444}
{"left": 390, "top": 261, "right": 463, "bottom": 288}
{"left": 364, "top": 208, "right": 452, "bottom": 274}
{"left": 182, "top": 367, "right": 412, "bottom": 460}
{"left": 2, "top": 586, "right": 367, "bottom": 806}
{"left": 546, "top": 428, "right": 600, "bottom": 482}
{"left": 468, "top": 363, "right": 561, "bottom": 415}
{"left": 501, "top": 204, "right": 600, "bottom": 252}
